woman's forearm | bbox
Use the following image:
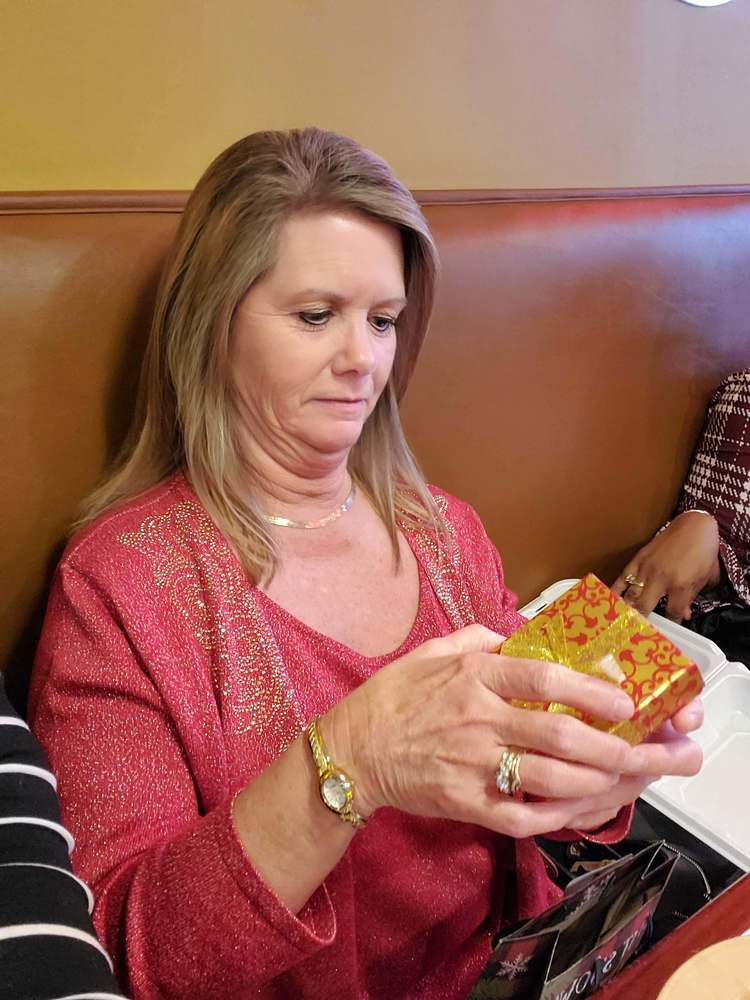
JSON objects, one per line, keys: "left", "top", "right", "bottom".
{"left": 232, "top": 728, "right": 357, "bottom": 914}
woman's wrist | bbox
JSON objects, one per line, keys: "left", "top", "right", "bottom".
{"left": 659, "top": 508, "right": 716, "bottom": 534}
{"left": 677, "top": 508, "right": 716, "bottom": 524}
{"left": 321, "top": 703, "right": 380, "bottom": 819}
{"left": 681, "top": 511, "right": 722, "bottom": 586}
{"left": 231, "top": 734, "right": 356, "bottom": 913}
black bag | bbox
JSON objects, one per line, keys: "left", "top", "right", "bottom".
{"left": 686, "top": 604, "right": 750, "bottom": 669}
{"left": 468, "top": 844, "right": 676, "bottom": 1000}
{"left": 537, "top": 838, "right": 708, "bottom": 944}
{"left": 538, "top": 798, "right": 744, "bottom": 945}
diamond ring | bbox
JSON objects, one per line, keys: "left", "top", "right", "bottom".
{"left": 495, "top": 747, "right": 524, "bottom": 797}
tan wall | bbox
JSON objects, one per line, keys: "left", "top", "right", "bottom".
{"left": 1, "top": 0, "right": 749, "bottom": 191}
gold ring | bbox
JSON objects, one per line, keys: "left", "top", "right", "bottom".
{"left": 495, "top": 747, "right": 524, "bottom": 797}
{"left": 625, "top": 573, "right": 646, "bottom": 590}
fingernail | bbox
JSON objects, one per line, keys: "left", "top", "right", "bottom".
{"left": 684, "top": 705, "right": 702, "bottom": 726}
{"left": 612, "top": 694, "right": 635, "bottom": 719}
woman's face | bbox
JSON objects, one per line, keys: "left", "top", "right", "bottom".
{"left": 230, "top": 209, "right": 405, "bottom": 467}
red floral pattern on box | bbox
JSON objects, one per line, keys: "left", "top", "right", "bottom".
{"left": 502, "top": 573, "right": 703, "bottom": 745}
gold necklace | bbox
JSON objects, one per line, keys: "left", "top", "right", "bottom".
{"left": 262, "top": 483, "right": 356, "bottom": 529}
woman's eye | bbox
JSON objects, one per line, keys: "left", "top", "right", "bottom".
{"left": 369, "top": 315, "right": 396, "bottom": 334}
{"left": 298, "top": 310, "right": 331, "bottom": 327}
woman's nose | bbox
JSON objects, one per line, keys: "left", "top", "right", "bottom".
{"left": 333, "top": 317, "right": 377, "bottom": 374}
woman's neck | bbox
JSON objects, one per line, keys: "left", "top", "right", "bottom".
{"left": 242, "top": 446, "right": 353, "bottom": 524}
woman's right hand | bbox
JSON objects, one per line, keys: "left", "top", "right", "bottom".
{"left": 324, "top": 625, "right": 699, "bottom": 839}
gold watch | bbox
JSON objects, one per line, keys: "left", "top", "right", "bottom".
{"left": 307, "top": 718, "right": 366, "bottom": 830}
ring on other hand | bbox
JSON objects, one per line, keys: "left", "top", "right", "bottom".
{"left": 495, "top": 747, "right": 524, "bottom": 797}
{"left": 625, "top": 573, "right": 646, "bottom": 590}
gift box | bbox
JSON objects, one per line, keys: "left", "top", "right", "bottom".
{"left": 501, "top": 573, "right": 703, "bottom": 745}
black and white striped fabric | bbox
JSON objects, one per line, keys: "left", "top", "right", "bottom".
{"left": 0, "top": 683, "right": 123, "bottom": 1000}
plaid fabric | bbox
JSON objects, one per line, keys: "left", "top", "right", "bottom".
{"left": 677, "top": 369, "right": 750, "bottom": 612}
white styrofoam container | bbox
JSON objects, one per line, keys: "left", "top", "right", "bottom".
{"left": 641, "top": 660, "right": 750, "bottom": 872}
{"left": 519, "top": 578, "right": 750, "bottom": 872}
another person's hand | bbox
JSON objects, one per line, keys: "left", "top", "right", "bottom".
{"left": 325, "top": 626, "right": 702, "bottom": 840}
{"left": 612, "top": 511, "right": 721, "bottom": 620}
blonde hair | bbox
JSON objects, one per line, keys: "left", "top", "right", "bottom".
{"left": 80, "top": 127, "right": 443, "bottom": 581}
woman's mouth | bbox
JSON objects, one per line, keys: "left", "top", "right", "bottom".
{"left": 315, "top": 397, "right": 367, "bottom": 412}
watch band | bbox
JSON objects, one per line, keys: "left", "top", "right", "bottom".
{"left": 307, "top": 718, "right": 366, "bottom": 830}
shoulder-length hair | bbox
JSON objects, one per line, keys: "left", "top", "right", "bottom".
{"left": 79, "top": 127, "right": 443, "bottom": 581}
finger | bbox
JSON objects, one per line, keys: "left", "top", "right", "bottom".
{"left": 644, "top": 717, "right": 696, "bottom": 745}
{"left": 625, "top": 575, "right": 663, "bottom": 615}
{"left": 611, "top": 572, "right": 629, "bottom": 597}
{"left": 571, "top": 807, "right": 621, "bottom": 831}
{"left": 484, "top": 656, "right": 635, "bottom": 721}
{"left": 509, "top": 751, "right": 619, "bottom": 799}
{"left": 500, "top": 706, "right": 635, "bottom": 773}
{"left": 612, "top": 558, "right": 643, "bottom": 597}
{"left": 622, "top": 736, "right": 703, "bottom": 778}
{"left": 666, "top": 604, "right": 692, "bottom": 624}
{"left": 479, "top": 792, "right": 602, "bottom": 840}
{"left": 569, "top": 776, "right": 652, "bottom": 827}
{"left": 440, "top": 624, "right": 507, "bottom": 656}
{"left": 664, "top": 584, "right": 696, "bottom": 623}
{"left": 669, "top": 698, "right": 704, "bottom": 735}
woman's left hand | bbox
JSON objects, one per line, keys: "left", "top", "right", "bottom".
{"left": 612, "top": 511, "right": 721, "bottom": 620}
{"left": 567, "top": 697, "right": 704, "bottom": 830}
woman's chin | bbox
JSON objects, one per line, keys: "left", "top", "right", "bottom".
{"left": 302, "top": 427, "right": 365, "bottom": 457}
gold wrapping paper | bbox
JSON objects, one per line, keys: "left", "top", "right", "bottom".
{"left": 502, "top": 573, "right": 704, "bottom": 745}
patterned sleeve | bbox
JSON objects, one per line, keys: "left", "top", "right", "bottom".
{"left": 29, "top": 559, "right": 336, "bottom": 1000}
{"left": 676, "top": 370, "right": 750, "bottom": 607}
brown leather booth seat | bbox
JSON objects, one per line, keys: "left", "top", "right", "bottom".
{"left": 1, "top": 188, "right": 749, "bottom": 700}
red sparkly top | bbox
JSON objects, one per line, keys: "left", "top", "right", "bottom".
{"left": 29, "top": 474, "right": 627, "bottom": 999}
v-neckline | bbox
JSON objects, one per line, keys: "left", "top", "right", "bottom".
{"left": 253, "top": 552, "right": 431, "bottom": 665}
{"left": 173, "top": 471, "right": 437, "bottom": 665}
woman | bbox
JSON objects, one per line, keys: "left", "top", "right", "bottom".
{"left": 29, "top": 128, "right": 702, "bottom": 999}
{"left": 0, "top": 678, "right": 124, "bottom": 999}
{"left": 614, "top": 369, "right": 749, "bottom": 665}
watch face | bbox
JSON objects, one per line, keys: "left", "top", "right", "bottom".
{"left": 322, "top": 773, "right": 350, "bottom": 813}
